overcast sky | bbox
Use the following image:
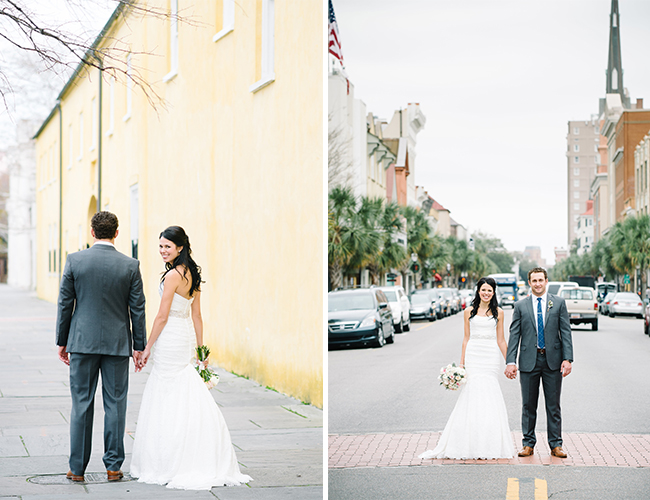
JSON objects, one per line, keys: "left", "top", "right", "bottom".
{"left": 333, "top": 0, "right": 650, "bottom": 265}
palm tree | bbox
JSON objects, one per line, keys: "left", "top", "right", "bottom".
{"left": 376, "top": 201, "right": 407, "bottom": 283}
{"left": 328, "top": 186, "right": 373, "bottom": 290}
{"left": 400, "top": 205, "right": 435, "bottom": 289}
{"left": 347, "top": 197, "right": 382, "bottom": 284}
{"left": 447, "top": 236, "right": 473, "bottom": 287}
{"left": 610, "top": 215, "right": 650, "bottom": 296}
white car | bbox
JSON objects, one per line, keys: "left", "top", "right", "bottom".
{"left": 547, "top": 281, "right": 579, "bottom": 296}
{"left": 378, "top": 286, "right": 410, "bottom": 333}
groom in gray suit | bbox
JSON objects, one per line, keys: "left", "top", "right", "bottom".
{"left": 505, "top": 267, "right": 573, "bottom": 458}
{"left": 56, "top": 211, "right": 146, "bottom": 482}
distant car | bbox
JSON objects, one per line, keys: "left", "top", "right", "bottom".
{"left": 459, "top": 289, "right": 474, "bottom": 310}
{"left": 560, "top": 286, "right": 598, "bottom": 331}
{"left": 413, "top": 289, "right": 445, "bottom": 318}
{"left": 497, "top": 287, "right": 516, "bottom": 308}
{"left": 600, "top": 291, "right": 616, "bottom": 315}
{"left": 596, "top": 282, "right": 617, "bottom": 303}
{"left": 608, "top": 292, "right": 644, "bottom": 318}
{"left": 644, "top": 299, "right": 650, "bottom": 335}
{"left": 378, "top": 286, "right": 410, "bottom": 333}
{"left": 409, "top": 292, "right": 436, "bottom": 322}
{"left": 438, "top": 288, "right": 460, "bottom": 314}
{"left": 547, "top": 281, "right": 579, "bottom": 296}
{"left": 328, "top": 288, "right": 395, "bottom": 348}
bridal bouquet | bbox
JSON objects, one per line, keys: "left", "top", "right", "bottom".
{"left": 195, "top": 345, "right": 219, "bottom": 389}
{"left": 438, "top": 363, "right": 467, "bottom": 391}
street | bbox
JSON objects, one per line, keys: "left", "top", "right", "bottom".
{"left": 328, "top": 307, "right": 650, "bottom": 499}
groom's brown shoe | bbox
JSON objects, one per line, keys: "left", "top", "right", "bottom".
{"left": 66, "top": 470, "right": 84, "bottom": 482}
{"left": 107, "top": 470, "right": 124, "bottom": 481}
{"left": 518, "top": 446, "right": 534, "bottom": 457}
{"left": 551, "top": 447, "right": 567, "bottom": 458}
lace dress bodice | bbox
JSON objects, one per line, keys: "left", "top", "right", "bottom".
{"left": 469, "top": 315, "right": 497, "bottom": 340}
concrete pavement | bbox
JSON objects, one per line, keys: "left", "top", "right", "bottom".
{"left": 0, "top": 284, "right": 323, "bottom": 499}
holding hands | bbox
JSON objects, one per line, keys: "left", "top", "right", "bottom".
{"left": 504, "top": 364, "right": 517, "bottom": 379}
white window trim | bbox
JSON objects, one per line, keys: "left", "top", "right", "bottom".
{"left": 123, "top": 53, "right": 133, "bottom": 121}
{"left": 90, "top": 97, "right": 97, "bottom": 152}
{"left": 213, "top": 0, "right": 235, "bottom": 42}
{"left": 249, "top": 0, "right": 275, "bottom": 93}
{"left": 106, "top": 76, "right": 115, "bottom": 137}
{"left": 163, "top": 0, "right": 179, "bottom": 82}
{"left": 78, "top": 112, "right": 83, "bottom": 161}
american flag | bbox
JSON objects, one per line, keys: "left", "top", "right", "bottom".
{"left": 328, "top": 0, "right": 344, "bottom": 64}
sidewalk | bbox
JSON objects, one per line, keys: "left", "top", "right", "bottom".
{"left": 0, "top": 284, "right": 323, "bottom": 499}
{"left": 329, "top": 431, "right": 650, "bottom": 469}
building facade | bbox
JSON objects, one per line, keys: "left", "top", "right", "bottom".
{"left": 34, "top": 0, "right": 323, "bottom": 407}
{"left": 566, "top": 119, "right": 599, "bottom": 246}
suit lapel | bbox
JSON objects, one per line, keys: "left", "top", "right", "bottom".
{"left": 545, "top": 293, "right": 554, "bottom": 323}
{"left": 525, "top": 295, "right": 537, "bottom": 332}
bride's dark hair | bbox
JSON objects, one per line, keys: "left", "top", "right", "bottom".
{"left": 159, "top": 226, "right": 203, "bottom": 296}
{"left": 469, "top": 277, "right": 499, "bottom": 321}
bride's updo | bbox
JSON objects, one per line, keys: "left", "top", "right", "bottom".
{"left": 160, "top": 226, "right": 203, "bottom": 296}
{"left": 469, "top": 277, "right": 499, "bottom": 320}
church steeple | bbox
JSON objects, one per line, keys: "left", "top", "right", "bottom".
{"left": 605, "top": 0, "right": 629, "bottom": 107}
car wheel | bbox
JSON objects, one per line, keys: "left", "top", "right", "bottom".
{"left": 403, "top": 319, "right": 410, "bottom": 331}
{"left": 645, "top": 321, "right": 649, "bottom": 335}
{"left": 395, "top": 319, "right": 403, "bottom": 333}
{"left": 609, "top": 312, "right": 615, "bottom": 318}
{"left": 374, "top": 328, "right": 385, "bottom": 348}
{"left": 639, "top": 315, "right": 644, "bottom": 320}
{"left": 386, "top": 325, "right": 395, "bottom": 344}
{"left": 592, "top": 319, "right": 598, "bottom": 331}
{"left": 428, "top": 313, "right": 435, "bottom": 322}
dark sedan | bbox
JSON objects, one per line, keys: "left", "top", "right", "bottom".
{"left": 328, "top": 288, "right": 395, "bottom": 349}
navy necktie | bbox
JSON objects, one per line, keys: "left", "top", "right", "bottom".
{"left": 537, "top": 297, "right": 545, "bottom": 349}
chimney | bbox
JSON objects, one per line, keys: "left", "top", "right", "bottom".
{"left": 636, "top": 98, "right": 644, "bottom": 109}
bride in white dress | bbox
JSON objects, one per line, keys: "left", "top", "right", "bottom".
{"left": 130, "top": 226, "right": 251, "bottom": 490}
{"left": 419, "top": 277, "right": 514, "bottom": 459}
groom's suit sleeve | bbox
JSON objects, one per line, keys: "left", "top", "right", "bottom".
{"left": 506, "top": 302, "right": 522, "bottom": 365}
{"left": 557, "top": 298, "right": 574, "bottom": 363}
{"left": 56, "top": 257, "right": 76, "bottom": 347}
{"left": 128, "top": 260, "right": 147, "bottom": 352}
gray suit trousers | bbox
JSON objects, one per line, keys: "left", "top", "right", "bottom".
{"left": 69, "top": 353, "right": 129, "bottom": 474}
{"left": 520, "top": 351, "right": 563, "bottom": 449}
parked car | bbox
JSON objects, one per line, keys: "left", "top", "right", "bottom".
{"left": 600, "top": 291, "right": 616, "bottom": 315}
{"left": 438, "top": 288, "right": 460, "bottom": 314}
{"left": 378, "top": 286, "right": 410, "bottom": 333}
{"left": 608, "top": 292, "right": 644, "bottom": 318}
{"left": 409, "top": 293, "right": 436, "bottom": 322}
{"left": 560, "top": 286, "right": 598, "bottom": 331}
{"left": 547, "top": 281, "right": 579, "bottom": 296}
{"left": 459, "top": 289, "right": 474, "bottom": 310}
{"left": 496, "top": 286, "right": 516, "bottom": 308}
{"left": 328, "top": 288, "right": 395, "bottom": 348}
{"left": 412, "top": 288, "right": 446, "bottom": 318}
{"left": 644, "top": 299, "right": 650, "bottom": 335}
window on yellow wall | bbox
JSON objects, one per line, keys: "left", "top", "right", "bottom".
{"left": 68, "top": 124, "right": 73, "bottom": 169}
{"left": 163, "top": 0, "right": 179, "bottom": 82}
{"left": 213, "top": 0, "right": 235, "bottom": 42}
{"left": 78, "top": 112, "right": 84, "bottom": 160}
{"left": 249, "top": 0, "right": 275, "bottom": 93}
{"left": 107, "top": 76, "right": 115, "bottom": 136}
{"left": 124, "top": 53, "right": 133, "bottom": 121}
{"left": 90, "top": 97, "right": 97, "bottom": 151}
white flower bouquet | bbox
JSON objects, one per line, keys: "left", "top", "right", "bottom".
{"left": 195, "top": 345, "right": 219, "bottom": 389}
{"left": 438, "top": 362, "right": 467, "bottom": 391}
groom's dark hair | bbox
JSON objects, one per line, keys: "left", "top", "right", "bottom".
{"left": 91, "top": 211, "right": 119, "bottom": 240}
{"left": 528, "top": 267, "right": 548, "bottom": 281}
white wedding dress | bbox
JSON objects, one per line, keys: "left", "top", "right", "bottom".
{"left": 419, "top": 315, "right": 514, "bottom": 459}
{"left": 130, "top": 287, "right": 252, "bottom": 490}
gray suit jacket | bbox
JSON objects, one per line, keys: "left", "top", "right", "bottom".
{"left": 56, "top": 244, "right": 146, "bottom": 356}
{"left": 506, "top": 293, "right": 573, "bottom": 372}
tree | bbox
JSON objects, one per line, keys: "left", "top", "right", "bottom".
{"left": 0, "top": 0, "right": 196, "bottom": 110}
{"left": 447, "top": 236, "right": 473, "bottom": 286}
{"left": 472, "top": 231, "right": 514, "bottom": 274}
{"left": 328, "top": 186, "right": 365, "bottom": 290}
{"left": 400, "top": 205, "right": 435, "bottom": 289}
{"left": 328, "top": 114, "right": 354, "bottom": 189}
{"left": 375, "top": 201, "right": 407, "bottom": 282}
{"left": 610, "top": 215, "right": 650, "bottom": 297}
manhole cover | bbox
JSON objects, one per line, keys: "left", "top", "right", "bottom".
{"left": 28, "top": 472, "right": 135, "bottom": 485}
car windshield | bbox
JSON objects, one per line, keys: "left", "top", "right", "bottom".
{"left": 328, "top": 293, "right": 374, "bottom": 312}
{"left": 561, "top": 289, "right": 593, "bottom": 300}
{"left": 382, "top": 290, "right": 397, "bottom": 301}
{"left": 615, "top": 293, "right": 640, "bottom": 301}
{"left": 547, "top": 284, "right": 560, "bottom": 295}
{"left": 411, "top": 295, "right": 431, "bottom": 305}
{"left": 440, "top": 290, "right": 452, "bottom": 299}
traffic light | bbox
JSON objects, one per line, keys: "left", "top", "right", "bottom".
{"left": 459, "top": 276, "right": 466, "bottom": 284}
{"left": 412, "top": 263, "right": 420, "bottom": 273}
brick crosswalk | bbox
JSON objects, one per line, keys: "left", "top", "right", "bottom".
{"left": 329, "top": 431, "right": 650, "bottom": 469}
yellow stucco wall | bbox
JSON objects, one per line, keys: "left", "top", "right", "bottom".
{"left": 35, "top": 0, "right": 323, "bottom": 407}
